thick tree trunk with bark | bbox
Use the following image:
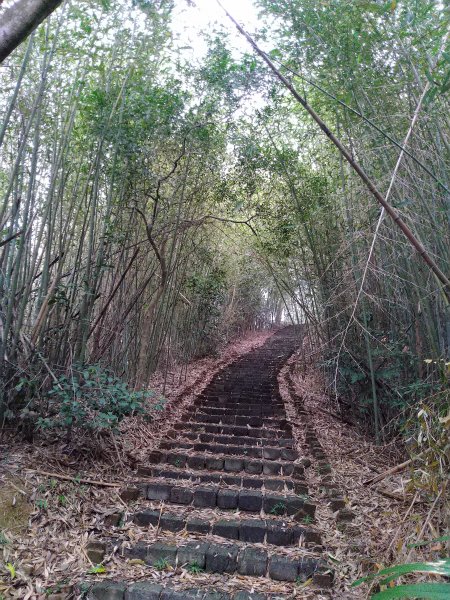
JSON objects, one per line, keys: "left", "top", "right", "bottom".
{"left": 0, "top": 0, "right": 63, "bottom": 63}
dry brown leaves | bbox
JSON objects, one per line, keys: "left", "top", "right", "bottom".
{"left": 278, "top": 344, "right": 438, "bottom": 600}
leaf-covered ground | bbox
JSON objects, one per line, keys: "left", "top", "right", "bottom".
{"left": 0, "top": 330, "right": 442, "bottom": 599}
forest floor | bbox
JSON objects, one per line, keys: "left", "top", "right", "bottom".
{"left": 280, "top": 348, "right": 435, "bottom": 599}
{"left": 0, "top": 329, "right": 437, "bottom": 599}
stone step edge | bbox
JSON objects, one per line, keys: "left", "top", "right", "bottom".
{"left": 120, "top": 539, "right": 327, "bottom": 583}
{"left": 175, "top": 422, "right": 291, "bottom": 437}
{"left": 194, "top": 400, "right": 286, "bottom": 409}
{"left": 192, "top": 409, "right": 287, "bottom": 418}
{"left": 145, "top": 451, "right": 308, "bottom": 478}
{"left": 168, "top": 433, "right": 295, "bottom": 450}
{"left": 189, "top": 408, "right": 288, "bottom": 417}
{"left": 136, "top": 466, "right": 307, "bottom": 491}
{"left": 186, "top": 414, "right": 290, "bottom": 427}
{"left": 134, "top": 482, "right": 316, "bottom": 518}
{"left": 131, "top": 508, "right": 322, "bottom": 546}
{"left": 160, "top": 442, "right": 298, "bottom": 462}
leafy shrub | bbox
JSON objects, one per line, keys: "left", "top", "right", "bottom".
{"left": 38, "top": 363, "right": 157, "bottom": 434}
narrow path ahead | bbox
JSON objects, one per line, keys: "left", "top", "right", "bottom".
{"left": 84, "top": 328, "right": 333, "bottom": 599}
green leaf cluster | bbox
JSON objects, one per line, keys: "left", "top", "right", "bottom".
{"left": 38, "top": 363, "right": 158, "bottom": 433}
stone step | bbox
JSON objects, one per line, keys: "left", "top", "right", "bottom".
{"left": 175, "top": 432, "right": 295, "bottom": 450}
{"left": 132, "top": 509, "right": 321, "bottom": 546}
{"left": 197, "top": 390, "right": 281, "bottom": 397}
{"left": 140, "top": 482, "right": 316, "bottom": 518}
{"left": 205, "top": 387, "right": 277, "bottom": 394}
{"left": 123, "top": 539, "right": 324, "bottom": 583}
{"left": 159, "top": 440, "right": 298, "bottom": 461}
{"left": 196, "top": 402, "right": 282, "bottom": 411}
{"left": 196, "top": 408, "right": 286, "bottom": 419}
{"left": 195, "top": 407, "right": 281, "bottom": 417}
{"left": 187, "top": 412, "right": 290, "bottom": 429}
{"left": 196, "top": 397, "right": 285, "bottom": 407}
{"left": 83, "top": 580, "right": 298, "bottom": 599}
{"left": 136, "top": 465, "right": 307, "bottom": 493}
{"left": 210, "top": 381, "right": 277, "bottom": 386}
{"left": 194, "top": 397, "right": 285, "bottom": 416}
{"left": 147, "top": 450, "right": 305, "bottom": 477}
{"left": 174, "top": 422, "right": 290, "bottom": 439}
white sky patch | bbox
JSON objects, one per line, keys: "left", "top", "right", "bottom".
{"left": 171, "top": 0, "right": 261, "bottom": 61}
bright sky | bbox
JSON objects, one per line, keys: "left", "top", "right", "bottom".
{"left": 171, "top": 0, "right": 261, "bottom": 60}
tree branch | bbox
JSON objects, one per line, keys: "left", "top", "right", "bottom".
{"left": 0, "top": 0, "right": 63, "bottom": 63}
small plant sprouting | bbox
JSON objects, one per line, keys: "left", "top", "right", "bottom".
{"left": 0, "top": 532, "right": 9, "bottom": 545}
{"left": 45, "top": 582, "right": 65, "bottom": 597}
{"left": 302, "top": 514, "right": 313, "bottom": 524}
{"left": 87, "top": 564, "right": 106, "bottom": 574}
{"left": 36, "top": 498, "right": 48, "bottom": 510}
{"left": 153, "top": 558, "right": 171, "bottom": 571}
{"left": 186, "top": 561, "right": 204, "bottom": 574}
{"left": 270, "top": 502, "right": 286, "bottom": 515}
{"left": 58, "top": 494, "right": 67, "bottom": 506}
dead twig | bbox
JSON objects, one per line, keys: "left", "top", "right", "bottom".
{"left": 363, "top": 448, "right": 431, "bottom": 485}
{"left": 375, "top": 488, "right": 406, "bottom": 502}
{"left": 24, "top": 468, "right": 121, "bottom": 488}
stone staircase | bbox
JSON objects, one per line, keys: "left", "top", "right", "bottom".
{"left": 82, "top": 327, "right": 333, "bottom": 600}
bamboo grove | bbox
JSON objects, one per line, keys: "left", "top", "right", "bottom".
{"left": 0, "top": 0, "right": 449, "bottom": 458}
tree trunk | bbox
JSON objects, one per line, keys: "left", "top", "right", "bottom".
{"left": 0, "top": 0, "right": 63, "bottom": 63}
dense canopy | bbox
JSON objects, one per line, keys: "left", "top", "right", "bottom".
{"left": 1, "top": 0, "right": 448, "bottom": 438}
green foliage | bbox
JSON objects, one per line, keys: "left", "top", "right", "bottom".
{"left": 353, "top": 558, "right": 450, "bottom": 598}
{"left": 186, "top": 561, "right": 204, "bottom": 574}
{"left": 270, "top": 501, "right": 286, "bottom": 515}
{"left": 38, "top": 364, "right": 155, "bottom": 433}
{"left": 371, "top": 584, "right": 450, "bottom": 599}
{"left": 199, "top": 35, "right": 263, "bottom": 108}
{"left": 186, "top": 262, "right": 227, "bottom": 357}
{"left": 153, "top": 558, "right": 171, "bottom": 571}
{"left": 87, "top": 564, "right": 106, "bottom": 574}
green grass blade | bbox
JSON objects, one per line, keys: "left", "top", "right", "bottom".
{"left": 353, "top": 560, "right": 450, "bottom": 586}
{"left": 378, "top": 560, "right": 450, "bottom": 585}
{"left": 407, "top": 536, "right": 450, "bottom": 549}
{"left": 372, "top": 582, "right": 450, "bottom": 599}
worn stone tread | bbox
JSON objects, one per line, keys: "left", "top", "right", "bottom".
{"left": 122, "top": 539, "right": 323, "bottom": 582}
{"left": 135, "top": 467, "right": 306, "bottom": 492}
{"left": 131, "top": 509, "right": 321, "bottom": 546}
{"left": 139, "top": 481, "right": 314, "bottom": 516}
{"left": 145, "top": 450, "right": 305, "bottom": 477}
{"left": 83, "top": 580, "right": 294, "bottom": 599}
